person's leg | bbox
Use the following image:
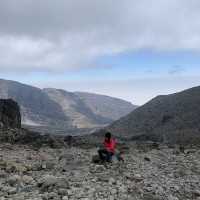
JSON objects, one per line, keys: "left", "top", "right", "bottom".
{"left": 98, "top": 149, "right": 108, "bottom": 161}
{"left": 106, "top": 152, "right": 114, "bottom": 162}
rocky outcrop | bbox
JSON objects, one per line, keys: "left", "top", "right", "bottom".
{"left": 0, "top": 98, "right": 65, "bottom": 148}
{"left": 0, "top": 99, "right": 21, "bottom": 128}
{"left": 0, "top": 127, "right": 66, "bottom": 148}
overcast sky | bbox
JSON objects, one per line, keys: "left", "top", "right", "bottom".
{"left": 0, "top": 0, "right": 200, "bottom": 105}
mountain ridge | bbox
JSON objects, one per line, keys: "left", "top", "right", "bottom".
{"left": 0, "top": 79, "right": 137, "bottom": 133}
{"left": 107, "top": 85, "right": 200, "bottom": 144}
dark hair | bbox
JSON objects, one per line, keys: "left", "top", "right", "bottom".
{"left": 105, "top": 132, "right": 111, "bottom": 139}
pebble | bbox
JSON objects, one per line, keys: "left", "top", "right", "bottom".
{"left": 0, "top": 143, "right": 199, "bottom": 200}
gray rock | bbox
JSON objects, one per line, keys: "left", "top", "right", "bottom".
{"left": 38, "top": 175, "right": 69, "bottom": 192}
{"left": 7, "top": 175, "right": 21, "bottom": 186}
{"left": 0, "top": 99, "right": 21, "bottom": 129}
{"left": 22, "top": 175, "right": 34, "bottom": 185}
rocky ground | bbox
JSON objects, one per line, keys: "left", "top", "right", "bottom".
{"left": 0, "top": 142, "right": 200, "bottom": 200}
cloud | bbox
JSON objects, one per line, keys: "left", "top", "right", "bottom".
{"left": 168, "top": 66, "right": 186, "bottom": 75}
{"left": 0, "top": 0, "right": 200, "bottom": 72}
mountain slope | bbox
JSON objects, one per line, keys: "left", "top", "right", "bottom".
{"left": 108, "top": 86, "right": 200, "bottom": 144}
{"left": 0, "top": 79, "right": 137, "bottom": 131}
{"left": 75, "top": 92, "right": 137, "bottom": 121}
{"left": 0, "top": 79, "right": 68, "bottom": 126}
{"left": 43, "top": 89, "right": 111, "bottom": 128}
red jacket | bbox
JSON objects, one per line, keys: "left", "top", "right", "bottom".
{"left": 104, "top": 138, "right": 116, "bottom": 153}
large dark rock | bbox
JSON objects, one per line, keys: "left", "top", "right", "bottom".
{"left": 0, "top": 99, "right": 21, "bottom": 128}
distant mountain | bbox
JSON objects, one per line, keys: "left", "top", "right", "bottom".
{"left": 75, "top": 92, "right": 137, "bottom": 121}
{"left": 0, "top": 79, "right": 68, "bottom": 127}
{"left": 0, "top": 79, "right": 137, "bottom": 132}
{"left": 108, "top": 86, "right": 200, "bottom": 144}
{"left": 43, "top": 89, "right": 112, "bottom": 128}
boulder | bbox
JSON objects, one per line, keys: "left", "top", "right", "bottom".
{"left": 7, "top": 175, "right": 21, "bottom": 186}
{"left": 0, "top": 99, "right": 21, "bottom": 129}
{"left": 92, "top": 155, "right": 101, "bottom": 164}
{"left": 37, "top": 175, "right": 69, "bottom": 192}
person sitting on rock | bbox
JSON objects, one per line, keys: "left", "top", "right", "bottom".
{"left": 98, "top": 132, "right": 116, "bottom": 162}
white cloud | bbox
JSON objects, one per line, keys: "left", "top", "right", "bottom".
{"left": 0, "top": 0, "right": 200, "bottom": 71}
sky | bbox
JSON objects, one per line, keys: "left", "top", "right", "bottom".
{"left": 0, "top": 0, "right": 200, "bottom": 105}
